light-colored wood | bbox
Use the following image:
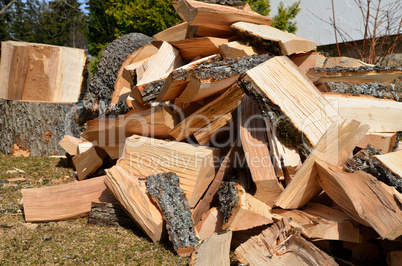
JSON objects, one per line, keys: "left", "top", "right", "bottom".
{"left": 156, "top": 54, "right": 218, "bottom": 102}
{"left": 275, "top": 120, "right": 369, "bottom": 209}
{"left": 231, "top": 22, "right": 317, "bottom": 55}
{"left": 220, "top": 40, "right": 265, "bottom": 59}
{"left": 169, "top": 37, "right": 229, "bottom": 61}
{"left": 323, "top": 56, "right": 373, "bottom": 68}
{"left": 235, "top": 218, "right": 337, "bottom": 266}
{"left": 72, "top": 146, "right": 108, "bottom": 181}
{"left": 316, "top": 161, "right": 402, "bottom": 240}
{"left": 190, "top": 231, "right": 232, "bottom": 266}
{"left": 59, "top": 135, "right": 84, "bottom": 156}
{"left": 193, "top": 113, "right": 232, "bottom": 145}
{"left": 307, "top": 67, "right": 402, "bottom": 85}
{"left": 169, "top": 84, "right": 244, "bottom": 141}
{"left": 357, "top": 132, "right": 398, "bottom": 152}
{"left": 104, "top": 166, "right": 164, "bottom": 242}
{"left": 117, "top": 134, "right": 219, "bottom": 207}
{"left": 324, "top": 93, "right": 402, "bottom": 133}
{"left": 153, "top": 22, "right": 189, "bottom": 41}
{"left": 289, "top": 52, "right": 326, "bottom": 74}
{"left": 240, "top": 95, "right": 283, "bottom": 206}
{"left": 374, "top": 150, "right": 402, "bottom": 178}
{"left": 195, "top": 207, "right": 224, "bottom": 240}
{"left": 240, "top": 56, "right": 343, "bottom": 147}
{"left": 176, "top": 0, "right": 272, "bottom": 34}
{"left": 82, "top": 105, "right": 178, "bottom": 159}
{"left": 78, "top": 142, "right": 93, "bottom": 154}
{"left": 0, "top": 41, "right": 86, "bottom": 103}
{"left": 272, "top": 203, "right": 360, "bottom": 242}
{"left": 22, "top": 176, "right": 117, "bottom": 222}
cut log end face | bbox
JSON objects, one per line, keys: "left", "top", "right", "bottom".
{"left": 146, "top": 172, "right": 199, "bottom": 254}
{"left": 217, "top": 170, "right": 240, "bottom": 224}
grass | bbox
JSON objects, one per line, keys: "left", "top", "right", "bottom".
{"left": 0, "top": 154, "right": 186, "bottom": 265}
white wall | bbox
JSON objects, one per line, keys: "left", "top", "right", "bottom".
{"left": 270, "top": 0, "right": 401, "bottom": 46}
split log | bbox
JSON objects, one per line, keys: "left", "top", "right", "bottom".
{"left": 169, "top": 37, "right": 229, "bottom": 61}
{"left": 176, "top": 0, "right": 272, "bottom": 35}
{"left": 240, "top": 95, "right": 283, "bottom": 206}
{"left": 239, "top": 56, "right": 343, "bottom": 156}
{"left": 235, "top": 218, "right": 338, "bottom": 266}
{"left": 272, "top": 203, "right": 360, "bottom": 242}
{"left": 59, "top": 135, "right": 84, "bottom": 156}
{"left": 195, "top": 207, "right": 224, "bottom": 240}
{"left": 177, "top": 53, "right": 272, "bottom": 103}
{"left": 307, "top": 66, "right": 402, "bottom": 85}
{"left": 193, "top": 113, "right": 232, "bottom": 145}
{"left": 357, "top": 132, "right": 399, "bottom": 152}
{"left": 275, "top": 120, "right": 369, "bottom": 209}
{"left": 88, "top": 202, "right": 133, "bottom": 228}
{"left": 323, "top": 82, "right": 399, "bottom": 101}
{"left": 78, "top": 142, "right": 93, "bottom": 154}
{"left": 231, "top": 22, "right": 317, "bottom": 55}
{"left": 0, "top": 41, "right": 86, "bottom": 103}
{"left": 220, "top": 40, "right": 265, "bottom": 59}
{"left": 374, "top": 150, "right": 402, "bottom": 179}
{"left": 105, "top": 166, "right": 164, "bottom": 242}
{"left": 288, "top": 52, "right": 326, "bottom": 74}
{"left": 0, "top": 100, "right": 80, "bottom": 156}
{"left": 169, "top": 83, "right": 244, "bottom": 141}
{"left": 156, "top": 54, "right": 219, "bottom": 102}
{"left": 22, "top": 176, "right": 117, "bottom": 222}
{"left": 146, "top": 172, "right": 199, "bottom": 257}
{"left": 117, "top": 134, "right": 219, "bottom": 207}
{"left": 153, "top": 22, "right": 189, "bottom": 41}
{"left": 324, "top": 93, "right": 402, "bottom": 133}
{"left": 316, "top": 160, "right": 402, "bottom": 240}
{"left": 323, "top": 56, "right": 373, "bottom": 68}
{"left": 190, "top": 231, "right": 232, "bottom": 266}
{"left": 82, "top": 105, "right": 178, "bottom": 159}
{"left": 72, "top": 146, "right": 108, "bottom": 181}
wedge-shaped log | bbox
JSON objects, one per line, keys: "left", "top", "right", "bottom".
{"left": 22, "top": 176, "right": 117, "bottom": 222}
{"left": 146, "top": 172, "right": 199, "bottom": 257}
{"left": 316, "top": 161, "right": 402, "bottom": 240}
{"left": 72, "top": 146, "right": 108, "bottom": 181}
{"left": 59, "top": 135, "right": 84, "bottom": 156}
{"left": 235, "top": 218, "right": 338, "bottom": 266}
{"left": 176, "top": 0, "right": 272, "bottom": 34}
{"left": 375, "top": 150, "right": 402, "bottom": 178}
{"left": 0, "top": 41, "right": 86, "bottom": 103}
{"left": 288, "top": 52, "right": 326, "bottom": 74}
{"left": 220, "top": 40, "right": 265, "bottom": 59}
{"left": 307, "top": 66, "right": 402, "bottom": 85}
{"left": 231, "top": 22, "right": 317, "bottom": 55}
{"left": 105, "top": 166, "right": 164, "bottom": 242}
{"left": 193, "top": 113, "right": 232, "bottom": 145}
{"left": 82, "top": 105, "right": 178, "bottom": 159}
{"left": 153, "top": 22, "right": 189, "bottom": 41}
{"left": 323, "top": 56, "right": 374, "bottom": 68}
{"left": 169, "top": 37, "right": 229, "bottom": 61}
{"left": 118, "top": 134, "right": 219, "bottom": 207}
{"left": 324, "top": 82, "right": 399, "bottom": 101}
{"left": 240, "top": 95, "right": 283, "bottom": 206}
{"left": 272, "top": 203, "right": 360, "bottom": 242}
{"left": 190, "top": 231, "right": 232, "bottom": 266}
{"left": 275, "top": 120, "right": 369, "bottom": 209}
{"left": 357, "top": 132, "right": 398, "bottom": 152}
{"left": 195, "top": 207, "right": 224, "bottom": 240}
{"left": 239, "top": 56, "right": 343, "bottom": 152}
{"left": 169, "top": 83, "right": 244, "bottom": 141}
{"left": 324, "top": 93, "right": 402, "bottom": 133}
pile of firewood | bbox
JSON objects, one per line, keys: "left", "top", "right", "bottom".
{"left": 19, "top": 0, "right": 402, "bottom": 264}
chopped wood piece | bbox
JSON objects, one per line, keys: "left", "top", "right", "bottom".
{"left": 275, "top": 120, "right": 369, "bottom": 209}
{"left": 82, "top": 105, "right": 179, "bottom": 159}
{"left": 88, "top": 202, "right": 133, "bottom": 228}
{"left": 146, "top": 172, "right": 199, "bottom": 257}
{"left": 235, "top": 218, "right": 338, "bottom": 266}
{"left": 325, "top": 82, "right": 399, "bottom": 101}
{"left": 105, "top": 166, "right": 164, "bottom": 242}
{"left": 193, "top": 113, "right": 232, "bottom": 145}
{"left": 323, "top": 56, "right": 373, "bottom": 68}
{"left": 240, "top": 95, "right": 283, "bottom": 206}
{"left": 272, "top": 203, "right": 360, "bottom": 242}
{"left": 375, "top": 150, "right": 402, "bottom": 178}
{"left": 59, "top": 135, "right": 84, "bottom": 156}
{"left": 195, "top": 207, "right": 224, "bottom": 240}
{"left": 153, "top": 22, "right": 189, "bottom": 41}
{"left": 169, "top": 37, "right": 229, "bottom": 61}
{"left": 239, "top": 56, "right": 343, "bottom": 155}
{"left": 289, "top": 52, "right": 326, "bottom": 74}
{"left": 190, "top": 231, "right": 232, "bottom": 266}
{"left": 169, "top": 83, "right": 244, "bottom": 141}
{"left": 0, "top": 41, "right": 86, "bottom": 103}
{"left": 324, "top": 93, "right": 402, "bottom": 133}
{"left": 72, "top": 146, "right": 108, "bottom": 181}
{"left": 78, "top": 142, "right": 93, "bottom": 154}
{"left": 176, "top": 0, "right": 272, "bottom": 35}
{"left": 194, "top": 0, "right": 251, "bottom": 10}
{"left": 307, "top": 66, "right": 402, "bottom": 85}
{"left": 22, "top": 176, "right": 117, "bottom": 222}
{"left": 192, "top": 144, "right": 239, "bottom": 224}
{"left": 357, "top": 132, "right": 398, "bottom": 152}
{"left": 118, "top": 134, "right": 219, "bottom": 207}
{"left": 178, "top": 53, "right": 272, "bottom": 103}
{"left": 156, "top": 54, "right": 219, "bottom": 102}
{"left": 231, "top": 22, "right": 317, "bottom": 55}
{"left": 316, "top": 161, "right": 402, "bottom": 240}
{"left": 220, "top": 40, "right": 265, "bottom": 59}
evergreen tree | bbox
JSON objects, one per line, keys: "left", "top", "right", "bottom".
{"left": 271, "top": 1, "right": 300, "bottom": 33}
